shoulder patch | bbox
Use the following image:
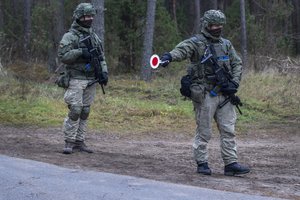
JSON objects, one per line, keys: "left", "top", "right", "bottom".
{"left": 190, "top": 36, "right": 199, "bottom": 43}
{"left": 221, "top": 38, "right": 231, "bottom": 46}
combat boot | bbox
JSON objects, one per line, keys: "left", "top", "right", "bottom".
{"left": 75, "top": 140, "right": 94, "bottom": 153}
{"left": 224, "top": 162, "right": 250, "bottom": 176}
{"left": 197, "top": 162, "right": 212, "bottom": 175}
{"left": 63, "top": 140, "right": 76, "bottom": 154}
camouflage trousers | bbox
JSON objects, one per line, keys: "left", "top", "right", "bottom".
{"left": 193, "top": 93, "right": 238, "bottom": 166}
{"left": 63, "top": 79, "right": 96, "bottom": 142}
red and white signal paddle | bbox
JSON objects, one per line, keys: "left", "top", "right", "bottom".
{"left": 149, "top": 54, "right": 169, "bottom": 69}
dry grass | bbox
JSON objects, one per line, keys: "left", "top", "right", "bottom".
{"left": 0, "top": 68, "right": 299, "bottom": 135}
{"left": 239, "top": 72, "right": 300, "bottom": 119}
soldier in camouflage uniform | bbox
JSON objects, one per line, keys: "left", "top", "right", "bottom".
{"left": 160, "top": 10, "right": 250, "bottom": 176}
{"left": 58, "top": 3, "right": 108, "bottom": 154}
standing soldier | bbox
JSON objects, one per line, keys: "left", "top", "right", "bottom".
{"left": 159, "top": 10, "right": 250, "bottom": 176}
{"left": 58, "top": 3, "right": 108, "bottom": 154}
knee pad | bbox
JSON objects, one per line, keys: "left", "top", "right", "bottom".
{"left": 80, "top": 106, "right": 90, "bottom": 120}
{"left": 68, "top": 105, "right": 83, "bottom": 121}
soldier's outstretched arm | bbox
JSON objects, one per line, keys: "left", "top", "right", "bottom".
{"left": 169, "top": 38, "right": 198, "bottom": 62}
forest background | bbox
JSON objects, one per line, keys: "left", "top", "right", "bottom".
{"left": 0, "top": 0, "right": 299, "bottom": 132}
{"left": 0, "top": 2, "right": 299, "bottom": 199}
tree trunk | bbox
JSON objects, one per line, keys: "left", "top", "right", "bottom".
{"left": 201, "top": 0, "right": 217, "bottom": 13}
{"left": 265, "top": 1, "right": 273, "bottom": 49}
{"left": 141, "top": 0, "right": 156, "bottom": 81}
{"left": 0, "top": 0, "right": 4, "bottom": 31}
{"left": 240, "top": 0, "right": 248, "bottom": 71}
{"left": 223, "top": 0, "right": 234, "bottom": 10}
{"left": 171, "top": 0, "right": 178, "bottom": 31}
{"left": 92, "top": 0, "right": 105, "bottom": 45}
{"left": 211, "top": 0, "right": 218, "bottom": 9}
{"left": 292, "top": 0, "right": 300, "bottom": 55}
{"left": 12, "top": 0, "right": 18, "bottom": 15}
{"left": 56, "top": 0, "right": 65, "bottom": 41}
{"left": 48, "top": 0, "right": 65, "bottom": 72}
{"left": 194, "top": 0, "right": 201, "bottom": 34}
{"left": 218, "top": 0, "right": 225, "bottom": 11}
{"left": 23, "top": 0, "right": 32, "bottom": 61}
{"left": 0, "top": 59, "right": 7, "bottom": 77}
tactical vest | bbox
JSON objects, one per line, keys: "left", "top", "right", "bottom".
{"left": 66, "top": 28, "right": 104, "bottom": 79}
{"left": 189, "top": 34, "right": 232, "bottom": 89}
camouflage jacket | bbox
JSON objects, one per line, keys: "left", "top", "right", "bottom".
{"left": 58, "top": 21, "right": 108, "bottom": 80}
{"left": 169, "top": 28, "right": 242, "bottom": 88}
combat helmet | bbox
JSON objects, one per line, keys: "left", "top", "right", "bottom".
{"left": 73, "top": 3, "right": 96, "bottom": 20}
{"left": 202, "top": 10, "right": 226, "bottom": 28}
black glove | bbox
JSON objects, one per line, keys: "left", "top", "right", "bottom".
{"left": 221, "top": 80, "right": 239, "bottom": 95}
{"left": 160, "top": 52, "right": 172, "bottom": 67}
{"left": 230, "top": 95, "right": 242, "bottom": 106}
{"left": 82, "top": 48, "right": 91, "bottom": 61}
{"left": 99, "top": 72, "right": 108, "bottom": 86}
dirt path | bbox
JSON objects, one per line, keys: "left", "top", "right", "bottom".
{"left": 0, "top": 123, "right": 299, "bottom": 199}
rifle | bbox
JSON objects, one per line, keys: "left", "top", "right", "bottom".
{"left": 218, "top": 94, "right": 243, "bottom": 115}
{"left": 201, "top": 44, "right": 243, "bottom": 114}
{"left": 79, "top": 35, "right": 106, "bottom": 94}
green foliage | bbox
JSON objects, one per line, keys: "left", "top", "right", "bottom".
{"left": 0, "top": 97, "right": 65, "bottom": 126}
{"left": 0, "top": 77, "right": 65, "bottom": 126}
{"left": 260, "top": 1, "right": 293, "bottom": 55}
{"left": 246, "top": 14, "right": 265, "bottom": 54}
{"left": 31, "top": 2, "right": 54, "bottom": 58}
{"left": 153, "top": 0, "right": 181, "bottom": 55}
{"left": 175, "top": 1, "right": 193, "bottom": 37}
{"left": 104, "top": 0, "right": 181, "bottom": 73}
{"left": 105, "top": 0, "right": 146, "bottom": 73}
{"left": 1, "top": 0, "right": 24, "bottom": 58}
{"left": 223, "top": 0, "right": 241, "bottom": 46}
{"left": 0, "top": 0, "right": 299, "bottom": 75}
{"left": 223, "top": 0, "right": 295, "bottom": 56}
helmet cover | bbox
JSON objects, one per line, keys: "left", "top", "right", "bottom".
{"left": 73, "top": 3, "right": 96, "bottom": 20}
{"left": 202, "top": 10, "right": 226, "bottom": 27}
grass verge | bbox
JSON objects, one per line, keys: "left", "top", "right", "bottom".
{"left": 0, "top": 71, "right": 298, "bottom": 135}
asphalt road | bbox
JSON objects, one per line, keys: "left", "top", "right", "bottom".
{"left": 0, "top": 155, "right": 285, "bottom": 200}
